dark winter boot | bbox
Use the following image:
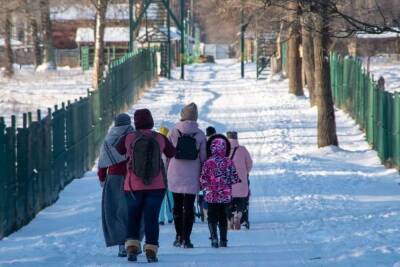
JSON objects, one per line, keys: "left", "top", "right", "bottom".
{"left": 208, "top": 223, "right": 219, "bottom": 248}
{"left": 118, "top": 245, "right": 127, "bottom": 257}
{"left": 219, "top": 224, "right": 228, "bottom": 248}
{"left": 144, "top": 244, "right": 159, "bottom": 263}
{"left": 219, "top": 240, "right": 228, "bottom": 247}
{"left": 182, "top": 239, "right": 194, "bottom": 248}
{"left": 125, "top": 240, "right": 141, "bottom": 262}
{"left": 173, "top": 235, "right": 182, "bottom": 247}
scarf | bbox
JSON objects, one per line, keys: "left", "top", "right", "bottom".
{"left": 98, "top": 125, "right": 134, "bottom": 168}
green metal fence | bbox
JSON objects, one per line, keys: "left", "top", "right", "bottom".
{"left": 0, "top": 49, "right": 158, "bottom": 239}
{"left": 330, "top": 53, "right": 400, "bottom": 167}
{"left": 81, "top": 46, "right": 90, "bottom": 71}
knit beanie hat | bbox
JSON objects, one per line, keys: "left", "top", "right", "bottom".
{"left": 180, "top": 103, "right": 198, "bottom": 121}
{"left": 115, "top": 113, "right": 131, "bottom": 126}
{"left": 206, "top": 126, "right": 216, "bottom": 137}
{"left": 159, "top": 126, "right": 169, "bottom": 137}
{"left": 226, "top": 131, "right": 238, "bottom": 140}
{"left": 134, "top": 109, "right": 154, "bottom": 130}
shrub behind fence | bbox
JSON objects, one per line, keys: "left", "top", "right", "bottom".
{"left": 330, "top": 53, "right": 400, "bottom": 167}
{"left": 0, "top": 49, "right": 158, "bottom": 239}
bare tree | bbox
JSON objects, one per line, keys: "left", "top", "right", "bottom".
{"left": 312, "top": 2, "right": 338, "bottom": 147}
{"left": 287, "top": 1, "right": 303, "bottom": 96}
{"left": 91, "top": 0, "right": 109, "bottom": 89}
{"left": 23, "top": 0, "right": 41, "bottom": 67}
{"left": 1, "top": 11, "right": 14, "bottom": 77}
{"left": 39, "top": 0, "right": 56, "bottom": 69}
{"left": 300, "top": 3, "right": 315, "bottom": 106}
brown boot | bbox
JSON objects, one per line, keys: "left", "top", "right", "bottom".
{"left": 144, "top": 244, "right": 159, "bottom": 263}
{"left": 228, "top": 217, "right": 234, "bottom": 230}
{"left": 125, "top": 239, "right": 141, "bottom": 262}
{"left": 233, "top": 212, "right": 243, "bottom": 230}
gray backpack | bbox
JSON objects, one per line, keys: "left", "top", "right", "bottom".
{"left": 131, "top": 131, "right": 161, "bottom": 185}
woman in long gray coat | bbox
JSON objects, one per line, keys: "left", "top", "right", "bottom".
{"left": 97, "top": 113, "right": 133, "bottom": 257}
{"left": 167, "top": 103, "right": 207, "bottom": 248}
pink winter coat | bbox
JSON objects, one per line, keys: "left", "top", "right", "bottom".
{"left": 167, "top": 121, "right": 207, "bottom": 195}
{"left": 124, "top": 130, "right": 176, "bottom": 191}
{"left": 229, "top": 139, "right": 253, "bottom": 198}
{"left": 200, "top": 138, "right": 239, "bottom": 203}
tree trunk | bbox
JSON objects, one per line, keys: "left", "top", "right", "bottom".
{"left": 40, "top": 0, "right": 56, "bottom": 69}
{"left": 2, "top": 12, "right": 14, "bottom": 77}
{"left": 287, "top": 2, "right": 303, "bottom": 96}
{"left": 301, "top": 10, "right": 315, "bottom": 106}
{"left": 313, "top": 5, "right": 338, "bottom": 147}
{"left": 31, "top": 18, "right": 42, "bottom": 67}
{"left": 272, "top": 22, "right": 283, "bottom": 74}
{"left": 92, "top": 0, "right": 108, "bottom": 89}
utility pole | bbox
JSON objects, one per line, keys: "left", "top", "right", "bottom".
{"left": 167, "top": 0, "right": 172, "bottom": 79}
{"left": 180, "top": 0, "right": 185, "bottom": 79}
{"left": 240, "top": 0, "right": 245, "bottom": 78}
{"left": 129, "top": 0, "right": 133, "bottom": 52}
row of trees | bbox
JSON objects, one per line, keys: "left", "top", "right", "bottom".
{"left": 0, "top": 0, "right": 56, "bottom": 77}
{"left": 277, "top": 0, "right": 399, "bottom": 148}
{"left": 206, "top": 0, "right": 399, "bottom": 148}
{"left": 0, "top": 0, "right": 134, "bottom": 90}
{"left": 0, "top": 0, "right": 105, "bottom": 88}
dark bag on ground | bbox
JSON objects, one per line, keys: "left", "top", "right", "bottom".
{"left": 175, "top": 130, "right": 198, "bottom": 160}
{"left": 131, "top": 131, "right": 161, "bottom": 185}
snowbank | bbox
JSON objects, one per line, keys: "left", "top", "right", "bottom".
{"left": 365, "top": 57, "right": 400, "bottom": 92}
{"left": 0, "top": 67, "right": 91, "bottom": 126}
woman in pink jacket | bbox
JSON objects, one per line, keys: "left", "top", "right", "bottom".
{"left": 167, "top": 103, "right": 207, "bottom": 248}
{"left": 227, "top": 131, "right": 253, "bottom": 230}
{"left": 124, "top": 109, "right": 176, "bottom": 263}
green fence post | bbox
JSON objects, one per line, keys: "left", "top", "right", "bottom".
{"left": 16, "top": 114, "right": 29, "bottom": 227}
{"left": 5, "top": 116, "right": 17, "bottom": 235}
{"left": 0, "top": 117, "right": 6, "bottom": 238}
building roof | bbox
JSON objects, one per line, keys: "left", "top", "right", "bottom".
{"left": 356, "top": 29, "right": 400, "bottom": 39}
{"left": 51, "top": 3, "right": 166, "bottom": 22}
{"left": 0, "top": 38, "right": 23, "bottom": 47}
{"left": 137, "top": 26, "right": 181, "bottom": 42}
{"left": 51, "top": 4, "right": 129, "bottom": 21}
{"left": 76, "top": 27, "right": 129, "bottom": 43}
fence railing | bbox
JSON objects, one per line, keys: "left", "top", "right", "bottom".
{"left": 0, "top": 49, "right": 158, "bottom": 239}
{"left": 330, "top": 53, "right": 400, "bottom": 167}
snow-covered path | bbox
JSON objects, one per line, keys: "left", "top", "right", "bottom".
{"left": 1, "top": 61, "right": 400, "bottom": 267}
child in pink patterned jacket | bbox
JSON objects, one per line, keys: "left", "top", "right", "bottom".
{"left": 200, "top": 134, "right": 239, "bottom": 248}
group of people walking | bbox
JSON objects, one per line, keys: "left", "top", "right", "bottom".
{"left": 98, "top": 103, "right": 253, "bottom": 263}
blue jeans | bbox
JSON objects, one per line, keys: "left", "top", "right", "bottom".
{"left": 159, "top": 190, "right": 174, "bottom": 223}
{"left": 125, "top": 189, "right": 165, "bottom": 246}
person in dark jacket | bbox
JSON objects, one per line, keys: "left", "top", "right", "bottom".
{"left": 98, "top": 113, "right": 133, "bottom": 257}
{"left": 206, "top": 126, "right": 216, "bottom": 139}
{"left": 124, "top": 109, "right": 176, "bottom": 263}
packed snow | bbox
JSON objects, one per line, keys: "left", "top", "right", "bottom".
{"left": 0, "top": 61, "right": 399, "bottom": 266}
{"left": 0, "top": 66, "right": 91, "bottom": 126}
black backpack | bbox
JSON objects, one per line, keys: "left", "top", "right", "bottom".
{"left": 175, "top": 130, "right": 199, "bottom": 160}
{"left": 131, "top": 131, "right": 161, "bottom": 185}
